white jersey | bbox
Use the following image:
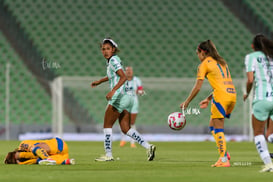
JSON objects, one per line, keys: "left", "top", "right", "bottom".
{"left": 124, "top": 76, "right": 142, "bottom": 97}
{"left": 106, "top": 55, "right": 125, "bottom": 94}
{"left": 245, "top": 51, "right": 273, "bottom": 102}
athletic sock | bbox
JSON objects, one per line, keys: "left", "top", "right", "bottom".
{"left": 254, "top": 135, "right": 272, "bottom": 165}
{"left": 32, "top": 147, "right": 49, "bottom": 159}
{"left": 267, "top": 134, "right": 273, "bottom": 143}
{"left": 215, "top": 129, "right": 227, "bottom": 161}
{"left": 104, "top": 128, "right": 113, "bottom": 157}
{"left": 126, "top": 128, "right": 150, "bottom": 149}
{"left": 210, "top": 126, "right": 219, "bottom": 153}
{"left": 130, "top": 125, "right": 136, "bottom": 144}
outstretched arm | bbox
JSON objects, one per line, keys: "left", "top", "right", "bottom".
{"left": 91, "top": 76, "right": 109, "bottom": 88}
{"left": 180, "top": 79, "right": 204, "bottom": 109}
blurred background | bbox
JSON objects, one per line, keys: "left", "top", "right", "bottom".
{"left": 0, "top": 0, "right": 272, "bottom": 141}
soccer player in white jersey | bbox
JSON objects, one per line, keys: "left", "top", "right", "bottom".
{"left": 120, "top": 66, "right": 145, "bottom": 148}
{"left": 243, "top": 34, "right": 273, "bottom": 172}
{"left": 91, "top": 38, "right": 156, "bottom": 161}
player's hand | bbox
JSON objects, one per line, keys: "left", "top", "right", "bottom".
{"left": 91, "top": 80, "right": 100, "bottom": 88}
{"left": 137, "top": 89, "right": 145, "bottom": 96}
{"left": 199, "top": 99, "right": 209, "bottom": 109}
{"left": 180, "top": 101, "right": 189, "bottom": 109}
{"left": 243, "top": 94, "right": 248, "bottom": 101}
{"left": 106, "top": 90, "right": 116, "bottom": 100}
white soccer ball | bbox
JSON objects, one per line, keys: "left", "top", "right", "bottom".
{"left": 168, "top": 112, "right": 186, "bottom": 130}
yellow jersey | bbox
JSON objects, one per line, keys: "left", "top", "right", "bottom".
{"left": 197, "top": 56, "right": 236, "bottom": 102}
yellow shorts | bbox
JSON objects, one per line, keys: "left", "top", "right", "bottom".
{"left": 211, "top": 99, "right": 236, "bottom": 119}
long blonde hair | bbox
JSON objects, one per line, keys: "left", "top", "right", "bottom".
{"left": 197, "top": 40, "right": 226, "bottom": 66}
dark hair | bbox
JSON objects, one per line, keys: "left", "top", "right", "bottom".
{"left": 4, "top": 151, "right": 17, "bottom": 164}
{"left": 197, "top": 40, "right": 226, "bottom": 66}
{"left": 252, "top": 34, "right": 273, "bottom": 58}
{"left": 100, "top": 37, "right": 120, "bottom": 53}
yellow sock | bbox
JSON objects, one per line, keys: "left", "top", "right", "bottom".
{"left": 215, "top": 131, "right": 227, "bottom": 158}
{"left": 32, "top": 147, "right": 49, "bottom": 159}
{"left": 210, "top": 127, "right": 220, "bottom": 154}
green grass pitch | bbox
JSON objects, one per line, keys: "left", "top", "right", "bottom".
{"left": 0, "top": 141, "right": 272, "bottom": 182}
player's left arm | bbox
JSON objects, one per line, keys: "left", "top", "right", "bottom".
{"left": 243, "top": 71, "right": 254, "bottom": 101}
{"left": 180, "top": 79, "right": 204, "bottom": 108}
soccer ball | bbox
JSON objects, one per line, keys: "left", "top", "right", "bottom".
{"left": 168, "top": 112, "right": 186, "bottom": 130}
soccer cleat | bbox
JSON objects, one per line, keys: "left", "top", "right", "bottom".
{"left": 147, "top": 144, "right": 156, "bottom": 161}
{"left": 95, "top": 155, "right": 114, "bottom": 162}
{"left": 38, "top": 159, "right": 56, "bottom": 165}
{"left": 260, "top": 163, "right": 273, "bottom": 172}
{"left": 120, "top": 141, "right": 126, "bottom": 147}
{"left": 211, "top": 158, "right": 230, "bottom": 167}
{"left": 130, "top": 143, "right": 137, "bottom": 148}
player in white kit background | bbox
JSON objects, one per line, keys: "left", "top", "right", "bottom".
{"left": 243, "top": 34, "right": 273, "bottom": 172}
{"left": 120, "top": 66, "right": 145, "bottom": 148}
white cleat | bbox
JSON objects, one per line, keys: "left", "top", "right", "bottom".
{"left": 260, "top": 163, "right": 273, "bottom": 172}
{"left": 38, "top": 159, "right": 56, "bottom": 165}
{"left": 95, "top": 155, "right": 114, "bottom": 162}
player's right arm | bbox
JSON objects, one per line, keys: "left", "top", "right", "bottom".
{"left": 91, "top": 76, "right": 109, "bottom": 88}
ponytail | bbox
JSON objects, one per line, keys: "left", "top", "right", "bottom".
{"left": 198, "top": 40, "right": 226, "bottom": 66}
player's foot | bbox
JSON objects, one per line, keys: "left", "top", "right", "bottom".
{"left": 260, "top": 163, "right": 273, "bottom": 172}
{"left": 131, "top": 143, "right": 137, "bottom": 148}
{"left": 147, "top": 144, "right": 156, "bottom": 161}
{"left": 38, "top": 159, "right": 56, "bottom": 165}
{"left": 120, "top": 141, "right": 126, "bottom": 147}
{"left": 211, "top": 158, "right": 230, "bottom": 167}
{"left": 95, "top": 155, "right": 114, "bottom": 162}
{"left": 270, "top": 153, "right": 273, "bottom": 159}
{"left": 65, "top": 158, "right": 76, "bottom": 165}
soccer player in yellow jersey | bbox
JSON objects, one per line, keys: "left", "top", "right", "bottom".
{"left": 180, "top": 40, "right": 236, "bottom": 167}
{"left": 4, "top": 137, "right": 75, "bottom": 165}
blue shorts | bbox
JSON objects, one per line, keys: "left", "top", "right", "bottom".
{"left": 252, "top": 100, "right": 273, "bottom": 121}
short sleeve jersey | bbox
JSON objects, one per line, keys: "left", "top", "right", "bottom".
{"left": 124, "top": 76, "right": 142, "bottom": 96}
{"left": 245, "top": 51, "right": 273, "bottom": 102}
{"left": 197, "top": 56, "right": 236, "bottom": 101}
{"left": 106, "top": 55, "right": 125, "bottom": 94}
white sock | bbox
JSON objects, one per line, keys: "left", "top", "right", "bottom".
{"left": 126, "top": 128, "right": 150, "bottom": 149}
{"left": 121, "top": 132, "right": 127, "bottom": 141}
{"left": 104, "top": 128, "right": 112, "bottom": 157}
{"left": 267, "top": 134, "right": 273, "bottom": 143}
{"left": 254, "top": 135, "right": 271, "bottom": 165}
{"left": 130, "top": 125, "right": 136, "bottom": 144}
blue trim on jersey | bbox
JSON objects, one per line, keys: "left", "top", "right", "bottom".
{"left": 212, "top": 99, "right": 230, "bottom": 118}
{"left": 56, "top": 137, "right": 64, "bottom": 152}
{"left": 61, "top": 160, "right": 66, "bottom": 165}
{"left": 209, "top": 126, "right": 214, "bottom": 132}
{"left": 215, "top": 128, "right": 224, "bottom": 133}
{"left": 32, "top": 146, "right": 41, "bottom": 155}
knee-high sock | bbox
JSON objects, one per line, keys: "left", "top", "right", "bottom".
{"left": 130, "top": 125, "right": 136, "bottom": 144}
{"left": 32, "top": 147, "right": 49, "bottom": 159}
{"left": 126, "top": 128, "right": 150, "bottom": 149}
{"left": 210, "top": 126, "right": 219, "bottom": 153}
{"left": 215, "top": 129, "right": 227, "bottom": 159}
{"left": 267, "top": 134, "right": 273, "bottom": 143}
{"left": 104, "top": 128, "right": 113, "bottom": 157}
{"left": 255, "top": 135, "right": 272, "bottom": 165}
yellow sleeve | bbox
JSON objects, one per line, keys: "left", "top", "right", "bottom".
{"left": 196, "top": 62, "right": 207, "bottom": 80}
{"left": 18, "top": 159, "right": 37, "bottom": 165}
{"left": 19, "top": 152, "right": 37, "bottom": 159}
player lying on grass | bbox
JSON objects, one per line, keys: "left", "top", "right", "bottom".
{"left": 4, "top": 137, "right": 75, "bottom": 165}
